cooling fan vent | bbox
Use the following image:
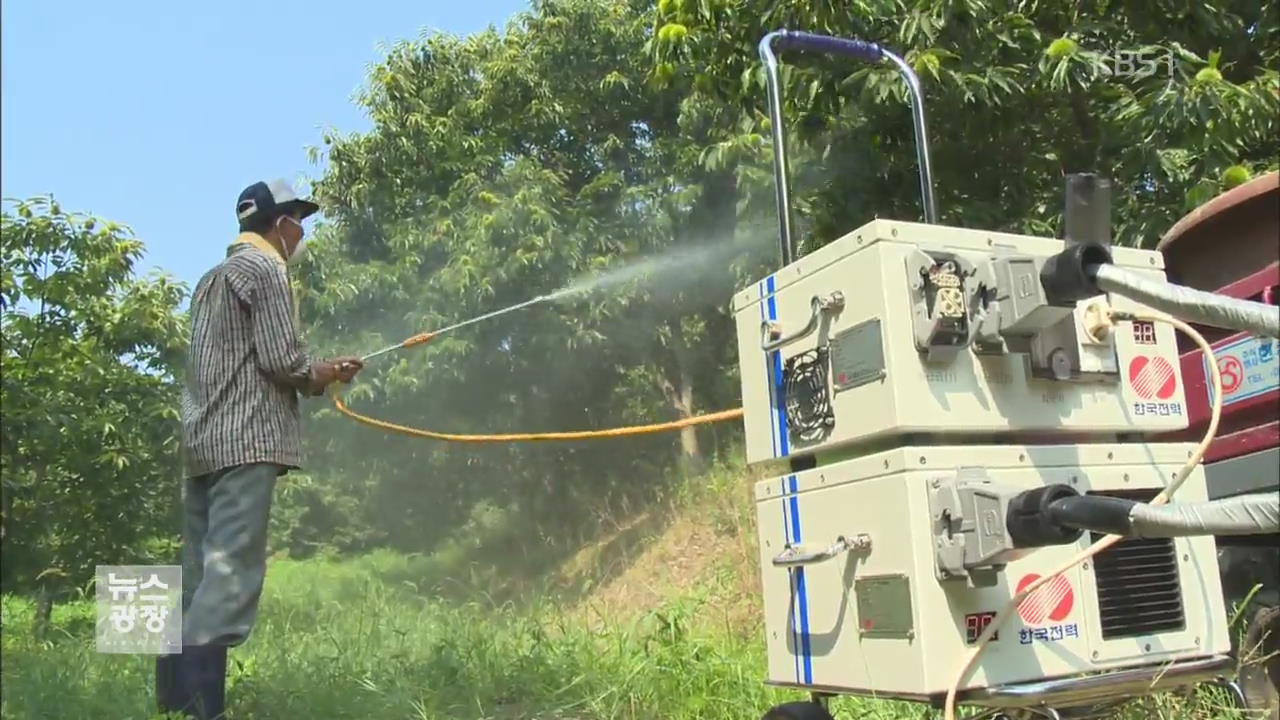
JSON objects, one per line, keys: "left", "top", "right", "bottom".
{"left": 783, "top": 347, "right": 835, "bottom": 444}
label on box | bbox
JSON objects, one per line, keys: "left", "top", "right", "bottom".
{"left": 1205, "top": 335, "right": 1279, "bottom": 407}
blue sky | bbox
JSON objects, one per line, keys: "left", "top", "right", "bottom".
{"left": 2, "top": 0, "right": 530, "bottom": 290}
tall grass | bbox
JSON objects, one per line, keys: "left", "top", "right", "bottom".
{"left": 0, "top": 459, "right": 1263, "bottom": 719}
{"left": 2, "top": 556, "right": 1257, "bottom": 719}
{"left": 0, "top": 554, "right": 865, "bottom": 720}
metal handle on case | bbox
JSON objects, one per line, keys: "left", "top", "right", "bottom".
{"left": 773, "top": 533, "right": 872, "bottom": 567}
{"left": 774, "top": 30, "right": 884, "bottom": 62}
{"left": 760, "top": 291, "right": 845, "bottom": 352}
{"left": 758, "top": 29, "right": 938, "bottom": 270}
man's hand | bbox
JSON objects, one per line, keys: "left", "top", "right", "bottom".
{"left": 310, "top": 357, "right": 364, "bottom": 389}
{"left": 332, "top": 356, "right": 364, "bottom": 383}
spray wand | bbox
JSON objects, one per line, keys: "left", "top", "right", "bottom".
{"left": 328, "top": 278, "right": 746, "bottom": 441}
{"left": 358, "top": 292, "right": 561, "bottom": 363}
{"left": 355, "top": 237, "right": 747, "bottom": 363}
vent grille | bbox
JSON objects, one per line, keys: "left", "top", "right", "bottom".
{"left": 1089, "top": 489, "right": 1186, "bottom": 640}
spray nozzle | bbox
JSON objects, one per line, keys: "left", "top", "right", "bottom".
{"left": 402, "top": 332, "right": 437, "bottom": 349}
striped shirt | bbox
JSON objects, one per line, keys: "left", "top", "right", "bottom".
{"left": 180, "top": 239, "right": 320, "bottom": 478}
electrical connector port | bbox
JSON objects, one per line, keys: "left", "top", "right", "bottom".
{"left": 1081, "top": 300, "right": 1115, "bottom": 344}
{"left": 1026, "top": 297, "right": 1120, "bottom": 382}
{"left": 1040, "top": 242, "right": 1113, "bottom": 305}
{"left": 930, "top": 468, "right": 1030, "bottom": 588}
{"left": 1006, "top": 484, "right": 1085, "bottom": 548}
{"left": 906, "top": 250, "right": 980, "bottom": 364}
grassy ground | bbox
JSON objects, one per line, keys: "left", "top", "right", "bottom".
{"left": 0, "top": 461, "right": 1263, "bottom": 719}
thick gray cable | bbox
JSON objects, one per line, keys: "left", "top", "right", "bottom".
{"left": 1128, "top": 493, "right": 1280, "bottom": 538}
{"left": 1091, "top": 264, "right": 1280, "bottom": 339}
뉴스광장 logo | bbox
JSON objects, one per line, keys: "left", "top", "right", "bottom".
{"left": 95, "top": 564, "right": 182, "bottom": 654}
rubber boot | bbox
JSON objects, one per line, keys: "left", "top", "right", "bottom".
{"left": 156, "top": 652, "right": 186, "bottom": 714}
{"left": 179, "top": 644, "right": 227, "bottom": 719}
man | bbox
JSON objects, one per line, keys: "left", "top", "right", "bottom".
{"left": 157, "top": 179, "right": 364, "bottom": 718}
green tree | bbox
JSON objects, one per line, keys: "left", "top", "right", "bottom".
{"left": 1, "top": 196, "right": 188, "bottom": 630}
{"left": 270, "top": 0, "right": 766, "bottom": 561}
{"left": 269, "top": 0, "right": 1279, "bottom": 566}
{"left": 651, "top": 0, "right": 1279, "bottom": 251}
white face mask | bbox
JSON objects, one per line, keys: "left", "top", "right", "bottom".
{"left": 279, "top": 216, "right": 308, "bottom": 264}
{"left": 287, "top": 236, "right": 309, "bottom": 265}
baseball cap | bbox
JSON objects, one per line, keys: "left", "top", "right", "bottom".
{"left": 235, "top": 178, "right": 320, "bottom": 226}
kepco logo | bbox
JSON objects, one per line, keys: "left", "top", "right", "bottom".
{"left": 1128, "top": 355, "right": 1177, "bottom": 400}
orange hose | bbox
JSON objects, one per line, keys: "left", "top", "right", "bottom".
{"left": 330, "top": 386, "right": 743, "bottom": 442}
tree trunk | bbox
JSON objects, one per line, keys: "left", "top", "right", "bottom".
{"left": 1, "top": 476, "right": 11, "bottom": 543}
{"left": 34, "top": 583, "right": 53, "bottom": 639}
{"left": 652, "top": 167, "right": 736, "bottom": 475}
{"left": 675, "top": 351, "right": 703, "bottom": 475}
{"left": 659, "top": 325, "right": 706, "bottom": 476}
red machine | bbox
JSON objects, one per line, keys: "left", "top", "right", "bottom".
{"left": 1156, "top": 170, "right": 1279, "bottom": 714}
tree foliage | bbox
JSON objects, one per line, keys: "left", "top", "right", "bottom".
{"left": 3, "top": 0, "right": 1276, "bottom": 577}
{"left": 264, "top": 0, "right": 1279, "bottom": 559}
{"left": 1, "top": 197, "right": 188, "bottom": 605}
{"left": 277, "top": 0, "right": 763, "bottom": 558}
{"left": 650, "top": 0, "right": 1279, "bottom": 252}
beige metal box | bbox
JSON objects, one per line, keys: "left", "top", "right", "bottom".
{"left": 753, "top": 442, "right": 1228, "bottom": 699}
{"left": 733, "top": 219, "right": 1190, "bottom": 470}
